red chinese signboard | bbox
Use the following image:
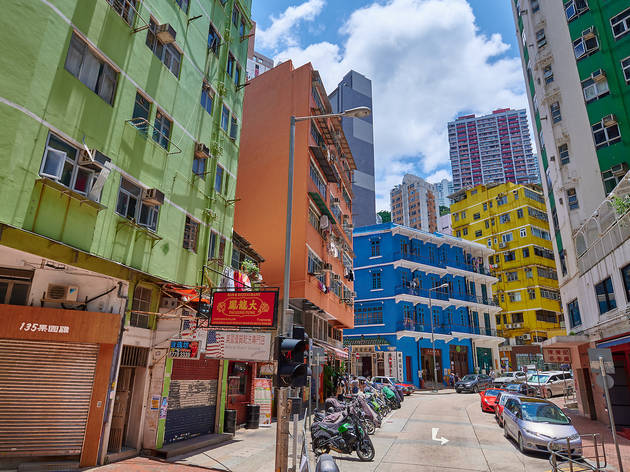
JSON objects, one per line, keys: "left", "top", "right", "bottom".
{"left": 543, "top": 348, "right": 571, "bottom": 364}
{"left": 210, "top": 290, "right": 278, "bottom": 328}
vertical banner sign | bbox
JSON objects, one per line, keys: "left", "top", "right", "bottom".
{"left": 253, "top": 378, "right": 273, "bottom": 426}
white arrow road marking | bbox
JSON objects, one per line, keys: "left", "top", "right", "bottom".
{"left": 432, "top": 427, "right": 449, "bottom": 445}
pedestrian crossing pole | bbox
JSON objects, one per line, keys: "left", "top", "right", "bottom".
{"left": 275, "top": 388, "right": 291, "bottom": 472}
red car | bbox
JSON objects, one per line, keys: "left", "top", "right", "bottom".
{"left": 479, "top": 388, "right": 505, "bottom": 413}
{"left": 493, "top": 391, "right": 516, "bottom": 427}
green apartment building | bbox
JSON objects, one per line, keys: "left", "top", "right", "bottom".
{"left": 513, "top": 0, "right": 630, "bottom": 430}
{"left": 0, "top": 0, "right": 251, "bottom": 466}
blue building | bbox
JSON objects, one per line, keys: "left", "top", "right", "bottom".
{"left": 329, "top": 71, "right": 376, "bottom": 228}
{"left": 345, "top": 223, "right": 503, "bottom": 387}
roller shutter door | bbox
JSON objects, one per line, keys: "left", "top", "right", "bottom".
{"left": 0, "top": 339, "right": 98, "bottom": 457}
{"left": 164, "top": 356, "right": 219, "bottom": 444}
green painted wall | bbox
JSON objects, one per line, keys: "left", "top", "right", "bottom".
{"left": 0, "top": 0, "right": 251, "bottom": 288}
{"left": 566, "top": 1, "right": 630, "bottom": 173}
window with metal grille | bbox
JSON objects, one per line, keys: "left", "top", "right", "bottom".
{"left": 595, "top": 277, "right": 616, "bottom": 314}
{"left": 183, "top": 216, "right": 199, "bottom": 252}
{"left": 146, "top": 20, "right": 181, "bottom": 77}
{"left": 550, "top": 102, "right": 562, "bottom": 123}
{"left": 120, "top": 345, "right": 149, "bottom": 366}
{"left": 131, "top": 285, "right": 152, "bottom": 328}
{"left": 558, "top": 144, "right": 570, "bottom": 165}
{"left": 611, "top": 7, "right": 630, "bottom": 40}
{"left": 592, "top": 120, "right": 621, "bottom": 149}
{"left": 106, "top": 0, "right": 138, "bottom": 26}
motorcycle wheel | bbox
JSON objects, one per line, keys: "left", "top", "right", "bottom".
{"left": 356, "top": 439, "right": 375, "bottom": 461}
{"left": 365, "top": 418, "right": 376, "bottom": 435}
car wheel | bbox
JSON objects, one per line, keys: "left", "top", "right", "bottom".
{"left": 504, "top": 423, "right": 509, "bottom": 438}
{"left": 518, "top": 434, "right": 526, "bottom": 454}
{"left": 473, "top": 385, "right": 479, "bottom": 393}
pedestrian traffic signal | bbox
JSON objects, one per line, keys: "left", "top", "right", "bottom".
{"left": 276, "top": 332, "right": 311, "bottom": 388}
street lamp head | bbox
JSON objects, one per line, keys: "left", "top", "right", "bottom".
{"left": 341, "top": 106, "right": 371, "bottom": 119}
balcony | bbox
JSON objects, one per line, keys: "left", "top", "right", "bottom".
{"left": 396, "top": 321, "right": 503, "bottom": 341}
{"left": 394, "top": 285, "right": 450, "bottom": 301}
{"left": 392, "top": 252, "right": 448, "bottom": 275}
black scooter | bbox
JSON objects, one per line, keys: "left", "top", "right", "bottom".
{"left": 311, "top": 406, "right": 375, "bottom": 461}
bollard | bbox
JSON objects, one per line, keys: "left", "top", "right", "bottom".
{"left": 315, "top": 454, "right": 339, "bottom": 472}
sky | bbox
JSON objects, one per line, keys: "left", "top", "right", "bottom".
{"left": 250, "top": 0, "right": 529, "bottom": 211}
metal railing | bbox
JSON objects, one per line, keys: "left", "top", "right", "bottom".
{"left": 547, "top": 434, "right": 606, "bottom": 472}
{"left": 396, "top": 321, "right": 500, "bottom": 337}
{"left": 393, "top": 285, "right": 499, "bottom": 307}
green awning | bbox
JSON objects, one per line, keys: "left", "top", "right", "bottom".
{"left": 309, "top": 192, "right": 336, "bottom": 225}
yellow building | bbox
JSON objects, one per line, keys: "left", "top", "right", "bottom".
{"left": 450, "top": 183, "right": 565, "bottom": 370}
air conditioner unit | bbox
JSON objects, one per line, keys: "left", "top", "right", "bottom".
{"left": 582, "top": 27, "right": 595, "bottom": 40}
{"left": 550, "top": 155, "right": 555, "bottom": 161}
{"left": 592, "top": 68, "right": 606, "bottom": 81}
{"left": 143, "top": 188, "right": 165, "bottom": 206}
{"left": 156, "top": 24, "right": 177, "bottom": 44}
{"left": 514, "top": 323, "right": 523, "bottom": 329}
{"left": 499, "top": 242, "right": 507, "bottom": 248}
{"left": 603, "top": 114, "right": 617, "bottom": 126}
{"left": 611, "top": 163, "right": 627, "bottom": 176}
{"left": 323, "top": 263, "right": 332, "bottom": 271}
{"left": 202, "top": 80, "right": 212, "bottom": 92}
{"left": 160, "top": 297, "right": 178, "bottom": 309}
{"left": 47, "top": 284, "right": 79, "bottom": 301}
{"left": 522, "top": 333, "right": 531, "bottom": 340}
{"left": 331, "top": 197, "right": 340, "bottom": 204}
{"left": 505, "top": 324, "right": 513, "bottom": 329}
{"left": 78, "top": 149, "right": 111, "bottom": 169}
{"left": 194, "top": 142, "right": 210, "bottom": 159}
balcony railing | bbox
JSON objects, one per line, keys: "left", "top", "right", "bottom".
{"left": 396, "top": 321, "right": 501, "bottom": 337}
{"left": 393, "top": 252, "right": 492, "bottom": 276}
{"left": 394, "top": 285, "right": 499, "bottom": 307}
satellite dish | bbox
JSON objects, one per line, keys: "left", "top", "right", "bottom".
{"left": 320, "top": 215, "right": 329, "bottom": 229}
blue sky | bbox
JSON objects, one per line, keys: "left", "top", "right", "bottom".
{"left": 249, "top": 0, "right": 528, "bottom": 210}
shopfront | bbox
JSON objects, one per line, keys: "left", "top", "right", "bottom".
{"left": 227, "top": 361, "right": 254, "bottom": 425}
{"left": 450, "top": 345, "right": 469, "bottom": 377}
{"left": 0, "top": 305, "right": 120, "bottom": 467}
{"left": 476, "top": 347, "right": 493, "bottom": 374}
{"left": 422, "top": 348, "right": 442, "bottom": 382}
{"left": 597, "top": 332, "right": 630, "bottom": 429}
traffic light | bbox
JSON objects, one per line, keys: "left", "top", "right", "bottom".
{"left": 276, "top": 329, "right": 311, "bottom": 388}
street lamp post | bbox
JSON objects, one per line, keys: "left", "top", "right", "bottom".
{"left": 281, "top": 106, "right": 371, "bottom": 334}
{"left": 428, "top": 283, "right": 449, "bottom": 393}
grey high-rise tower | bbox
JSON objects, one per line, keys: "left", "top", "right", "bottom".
{"left": 329, "top": 71, "right": 376, "bottom": 227}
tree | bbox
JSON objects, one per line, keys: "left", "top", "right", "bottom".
{"left": 377, "top": 210, "right": 391, "bottom": 223}
{"left": 439, "top": 206, "right": 450, "bottom": 216}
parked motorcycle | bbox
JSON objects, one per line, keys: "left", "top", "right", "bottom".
{"left": 311, "top": 406, "right": 376, "bottom": 461}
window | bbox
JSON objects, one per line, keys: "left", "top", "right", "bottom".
{"left": 192, "top": 156, "right": 206, "bottom": 178}
{"left": 536, "top": 310, "right": 558, "bottom": 323}
{"left": 371, "top": 272, "right": 382, "bottom": 290}
{"left": 538, "top": 267, "right": 558, "bottom": 280}
{"left": 229, "top": 116, "right": 238, "bottom": 140}
{"left": 0, "top": 268, "right": 32, "bottom": 306}
{"left": 534, "top": 246, "right": 555, "bottom": 260}
{"left": 454, "top": 213, "right": 459, "bottom": 222}
{"left": 536, "top": 29, "right": 547, "bottom": 48}
{"left": 475, "top": 230, "right": 482, "bottom": 238}
{"left": 183, "top": 216, "right": 199, "bottom": 252}
{"left": 499, "top": 213, "right": 511, "bottom": 224}
{"left": 483, "top": 202, "right": 487, "bottom": 211}
{"left": 528, "top": 288, "right": 536, "bottom": 300}
{"left": 567, "top": 299, "right": 582, "bottom": 328}
{"left": 355, "top": 305, "right": 383, "bottom": 325}
{"left": 461, "top": 211, "right": 466, "bottom": 219}
{"left": 487, "top": 239, "right": 492, "bottom": 248}
{"left": 310, "top": 162, "right": 326, "bottom": 196}
{"left": 531, "top": 226, "right": 551, "bottom": 240}
{"left": 116, "top": 178, "right": 159, "bottom": 231}
{"left": 497, "top": 195, "right": 508, "bottom": 206}
{"left": 524, "top": 267, "right": 533, "bottom": 279}
{"left": 528, "top": 207, "right": 548, "bottom": 222}
{"left": 566, "top": 188, "right": 579, "bottom": 210}
{"left": 456, "top": 230, "right": 461, "bottom": 238}
{"left": 508, "top": 291, "right": 522, "bottom": 302}
{"left": 595, "top": 277, "right": 616, "bottom": 314}
{"left": 473, "top": 212, "right": 480, "bottom": 220}
{"left": 201, "top": 83, "right": 214, "bottom": 116}
{"left": 65, "top": 32, "right": 118, "bottom": 105}
{"left": 502, "top": 233, "right": 513, "bottom": 243}
{"left": 240, "top": 18, "right": 246, "bottom": 39}
{"left": 485, "top": 220, "right": 490, "bottom": 229}
{"left": 371, "top": 239, "right": 380, "bottom": 257}
{"left": 146, "top": 20, "right": 181, "bottom": 77}
{"left": 218, "top": 236, "right": 226, "bottom": 262}
{"left": 463, "top": 227, "right": 468, "bottom": 236}
{"left": 558, "top": 144, "right": 570, "bottom": 165}
{"left": 622, "top": 57, "right": 630, "bottom": 84}
{"left": 153, "top": 109, "right": 172, "bottom": 150}
{"left": 221, "top": 105, "right": 230, "bottom": 131}
{"left": 543, "top": 64, "right": 554, "bottom": 84}
{"left": 531, "top": 0, "right": 539, "bottom": 12}
{"left": 208, "top": 24, "right": 220, "bottom": 55}
{"left": 516, "top": 208, "right": 524, "bottom": 219}
{"left": 592, "top": 119, "right": 621, "bottom": 149}
{"left": 227, "top": 53, "right": 235, "bottom": 78}
{"left": 130, "top": 285, "right": 152, "bottom": 328}
{"left": 540, "top": 289, "right": 560, "bottom": 300}
{"left": 174, "top": 0, "right": 189, "bottom": 13}
{"left": 232, "top": 6, "right": 240, "bottom": 27}
{"left": 524, "top": 188, "right": 545, "bottom": 204}
{"left": 550, "top": 102, "right": 562, "bottom": 123}
{"left": 208, "top": 231, "right": 218, "bottom": 259}
{"left": 504, "top": 251, "right": 516, "bottom": 262}
{"left": 40, "top": 133, "right": 85, "bottom": 193}
{"left": 565, "top": 0, "right": 588, "bottom": 21}
{"left": 513, "top": 190, "right": 519, "bottom": 200}
{"left": 582, "top": 77, "right": 609, "bottom": 103}
{"left": 622, "top": 264, "right": 630, "bottom": 302}
{"left": 523, "top": 247, "right": 530, "bottom": 258}
{"left": 106, "top": 0, "right": 138, "bottom": 26}
{"left": 214, "top": 165, "right": 224, "bottom": 193}
{"left": 309, "top": 207, "right": 320, "bottom": 231}
{"left": 132, "top": 91, "right": 151, "bottom": 134}
{"left": 506, "top": 271, "right": 518, "bottom": 282}
{"left": 602, "top": 164, "right": 629, "bottom": 194}
{"left": 520, "top": 228, "right": 527, "bottom": 238}
{"left": 512, "top": 312, "right": 524, "bottom": 323}
{"left": 234, "top": 64, "right": 241, "bottom": 86}
{"left": 573, "top": 31, "right": 599, "bottom": 60}
{"left": 611, "top": 7, "right": 630, "bottom": 40}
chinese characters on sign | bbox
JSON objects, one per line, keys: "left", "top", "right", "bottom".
{"left": 543, "top": 348, "right": 571, "bottom": 364}
{"left": 211, "top": 291, "right": 278, "bottom": 328}
{"left": 205, "top": 330, "right": 271, "bottom": 362}
{"left": 168, "top": 340, "right": 200, "bottom": 359}
{"left": 19, "top": 322, "right": 70, "bottom": 334}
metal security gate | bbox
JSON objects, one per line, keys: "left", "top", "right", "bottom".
{"left": 164, "top": 356, "right": 219, "bottom": 444}
{"left": 0, "top": 339, "right": 98, "bottom": 457}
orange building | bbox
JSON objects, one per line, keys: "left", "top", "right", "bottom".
{"left": 235, "top": 60, "right": 355, "bottom": 353}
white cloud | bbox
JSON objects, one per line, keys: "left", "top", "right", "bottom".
{"left": 426, "top": 169, "right": 452, "bottom": 184}
{"left": 268, "top": 0, "right": 528, "bottom": 211}
{"left": 256, "top": 0, "right": 326, "bottom": 50}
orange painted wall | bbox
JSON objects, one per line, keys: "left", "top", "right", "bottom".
{"left": 235, "top": 61, "right": 354, "bottom": 328}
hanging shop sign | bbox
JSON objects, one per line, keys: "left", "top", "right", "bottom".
{"left": 210, "top": 290, "right": 278, "bottom": 328}
{"left": 205, "top": 329, "right": 272, "bottom": 362}
{"left": 543, "top": 348, "right": 571, "bottom": 365}
{"left": 167, "top": 339, "right": 201, "bottom": 359}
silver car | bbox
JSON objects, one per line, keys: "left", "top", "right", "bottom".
{"left": 502, "top": 396, "right": 582, "bottom": 455}
{"left": 527, "top": 371, "right": 575, "bottom": 398}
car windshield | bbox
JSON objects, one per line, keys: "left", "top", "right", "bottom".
{"left": 503, "top": 373, "right": 514, "bottom": 377}
{"left": 484, "top": 389, "right": 502, "bottom": 396}
{"left": 499, "top": 395, "right": 511, "bottom": 405}
{"left": 528, "top": 375, "right": 550, "bottom": 384}
{"left": 390, "top": 378, "right": 399, "bottom": 383}
{"left": 506, "top": 384, "right": 520, "bottom": 391}
{"left": 521, "top": 402, "right": 571, "bottom": 425}
{"left": 462, "top": 375, "right": 477, "bottom": 381}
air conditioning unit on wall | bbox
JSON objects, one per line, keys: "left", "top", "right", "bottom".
{"left": 157, "top": 24, "right": 177, "bottom": 44}
{"left": 46, "top": 284, "right": 79, "bottom": 301}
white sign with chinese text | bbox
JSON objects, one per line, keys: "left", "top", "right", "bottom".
{"left": 205, "top": 330, "right": 271, "bottom": 362}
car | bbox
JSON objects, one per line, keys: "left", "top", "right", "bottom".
{"left": 479, "top": 388, "right": 506, "bottom": 413}
{"left": 454, "top": 374, "right": 493, "bottom": 393}
{"left": 493, "top": 371, "right": 528, "bottom": 387}
{"left": 503, "top": 382, "right": 537, "bottom": 397}
{"left": 494, "top": 391, "right": 520, "bottom": 427}
{"left": 526, "top": 371, "right": 574, "bottom": 398}
{"left": 502, "top": 396, "right": 582, "bottom": 455}
{"left": 372, "top": 376, "right": 415, "bottom": 395}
